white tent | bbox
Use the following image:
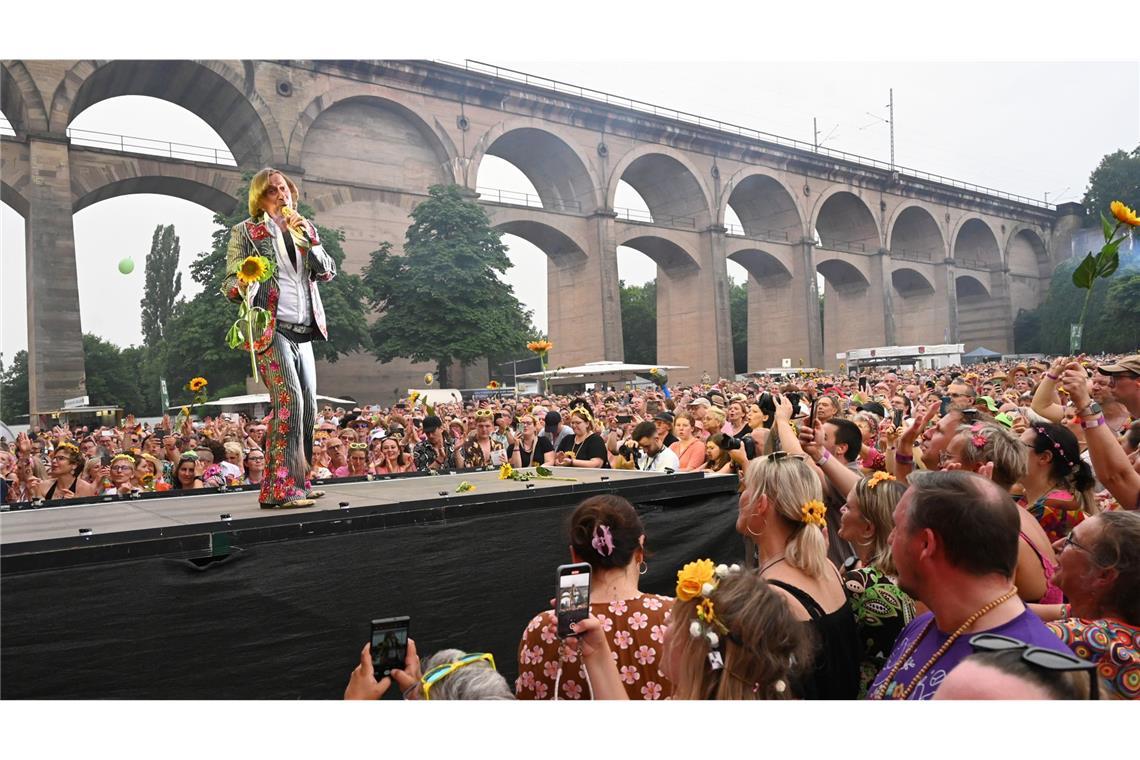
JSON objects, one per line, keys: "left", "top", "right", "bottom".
{"left": 167, "top": 393, "right": 356, "bottom": 416}
{"left": 516, "top": 361, "right": 687, "bottom": 386}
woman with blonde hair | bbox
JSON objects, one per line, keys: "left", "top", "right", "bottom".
{"left": 837, "top": 472, "right": 916, "bottom": 696}
{"left": 572, "top": 562, "right": 811, "bottom": 700}
{"left": 553, "top": 406, "right": 607, "bottom": 468}
{"left": 736, "top": 454, "right": 860, "bottom": 699}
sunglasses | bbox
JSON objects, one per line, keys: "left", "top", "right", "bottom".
{"left": 968, "top": 633, "right": 1099, "bottom": 700}
{"left": 420, "top": 652, "right": 496, "bottom": 700}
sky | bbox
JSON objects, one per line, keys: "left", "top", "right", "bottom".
{"left": 2, "top": 22, "right": 1139, "bottom": 364}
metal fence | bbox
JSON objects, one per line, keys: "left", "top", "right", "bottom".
{"left": 436, "top": 59, "right": 1053, "bottom": 211}
{"left": 613, "top": 207, "right": 695, "bottom": 229}
{"left": 724, "top": 223, "right": 790, "bottom": 242}
{"left": 65, "top": 127, "right": 237, "bottom": 166}
{"left": 475, "top": 186, "right": 581, "bottom": 212}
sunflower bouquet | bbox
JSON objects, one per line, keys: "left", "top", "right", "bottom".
{"left": 225, "top": 254, "right": 277, "bottom": 381}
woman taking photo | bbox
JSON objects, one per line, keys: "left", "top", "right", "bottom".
{"left": 737, "top": 454, "right": 860, "bottom": 699}
{"left": 373, "top": 437, "right": 414, "bottom": 475}
{"left": 572, "top": 562, "right": 811, "bottom": 700}
{"left": 701, "top": 433, "right": 741, "bottom": 475}
{"left": 515, "top": 495, "right": 674, "bottom": 700}
{"left": 669, "top": 413, "right": 706, "bottom": 471}
{"left": 1016, "top": 422, "right": 1098, "bottom": 544}
{"left": 837, "top": 472, "right": 916, "bottom": 696}
{"left": 553, "top": 407, "right": 607, "bottom": 468}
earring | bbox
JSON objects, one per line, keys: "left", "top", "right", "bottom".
{"left": 638, "top": 560, "right": 648, "bottom": 575}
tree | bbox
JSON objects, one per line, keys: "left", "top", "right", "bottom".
{"left": 730, "top": 280, "right": 748, "bottom": 374}
{"left": 83, "top": 334, "right": 146, "bottom": 414}
{"left": 1081, "top": 147, "right": 1140, "bottom": 227}
{"left": 0, "top": 351, "right": 29, "bottom": 421}
{"left": 140, "top": 224, "right": 183, "bottom": 346}
{"left": 162, "top": 173, "right": 371, "bottom": 394}
{"left": 361, "top": 184, "right": 533, "bottom": 387}
{"left": 1100, "top": 273, "right": 1140, "bottom": 350}
{"left": 619, "top": 280, "right": 657, "bottom": 365}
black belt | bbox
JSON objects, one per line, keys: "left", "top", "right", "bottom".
{"left": 277, "top": 319, "right": 314, "bottom": 334}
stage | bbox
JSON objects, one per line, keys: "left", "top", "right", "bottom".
{"left": 1, "top": 468, "right": 746, "bottom": 699}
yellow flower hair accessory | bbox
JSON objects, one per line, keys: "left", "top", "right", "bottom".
{"left": 867, "top": 471, "right": 896, "bottom": 489}
{"left": 56, "top": 441, "right": 80, "bottom": 454}
{"left": 110, "top": 453, "right": 136, "bottom": 466}
{"left": 677, "top": 560, "right": 742, "bottom": 667}
{"left": 801, "top": 500, "right": 827, "bottom": 527}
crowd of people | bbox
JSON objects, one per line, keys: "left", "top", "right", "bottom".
{"left": 3, "top": 352, "right": 1138, "bottom": 700}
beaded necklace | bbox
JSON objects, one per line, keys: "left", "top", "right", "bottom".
{"left": 870, "top": 586, "right": 1019, "bottom": 700}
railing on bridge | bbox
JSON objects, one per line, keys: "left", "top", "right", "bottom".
{"left": 613, "top": 206, "right": 695, "bottom": 229}
{"left": 438, "top": 60, "right": 1054, "bottom": 212}
{"left": 817, "top": 238, "right": 868, "bottom": 254}
{"left": 64, "top": 127, "right": 237, "bottom": 166}
{"left": 474, "top": 186, "right": 581, "bottom": 213}
{"left": 890, "top": 247, "right": 936, "bottom": 263}
{"left": 953, "top": 258, "right": 1001, "bottom": 272}
{"left": 724, "top": 223, "right": 790, "bottom": 243}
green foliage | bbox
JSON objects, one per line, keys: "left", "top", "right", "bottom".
{"left": 730, "top": 280, "right": 747, "bottom": 374}
{"left": 361, "top": 184, "right": 533, "bottom": 387}
{"left": 0, "top": 351, "right": 30, "bottom": 420}
{"left": 139, "top": 224, "right": 183, "bottom": 346}
{"left": 1102, "top": 274, "right": 1140, "bottom": 350}
{"left": 1081, "top": 147, "right": 1140, "bottom": 228}
{"left": 1014, "top": 250, "right": 1140, "bottom": 354}
{"left": 83, "top": 334, "right": 147, "bottom": 414}
{"left": 619, "top": 280, "right": 657, "bottom": 365}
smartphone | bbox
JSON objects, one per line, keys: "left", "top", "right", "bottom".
{"left": 616, "top": 414, "right": 633, "bottom": 424}
{"left": 555, "top": 562, "right": 592, "bottom": 638}
{"left": 370, "top": 616, "right": 410, "bottom": 677}
{"left": 808, "top": 397, "right": 818, "bottom": 428}
{"left": 893, "top": 409, "right": 904, "bottom": 428}
{"left": 939, "top": 396, "right": 952, "bottom": 417}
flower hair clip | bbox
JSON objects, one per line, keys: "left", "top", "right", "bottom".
{"left": 676, "top": 560, "right": 742, "bottom": 669}
{"left": 867, "top": 471, "right": 896, "bottom": 489}
{"left": 591, "top": 524, "right": 615, "bottom": 557}
{"left": 801, "top": 500, "right": 827, "bottom": 527}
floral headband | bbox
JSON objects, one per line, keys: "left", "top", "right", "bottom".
{"left": 801, "top": 500, "right": 827, "bottom": 528}
{"left": 56, "top": 441, "right": 80, "bottom": 455}
{"left": 569, "top": 406, "right": 594, "bottom": 423}
{"left": 1033, "top": 425, "right": 1078, "bottom": 474}
{"left": 866, "top": 471, "right": 896, "bottom": 489}
{"left": 676, "top": 559, "right": 742, "bottom": 670}
{"left": 110, "top": 453, "right": 136, "bottom": 465}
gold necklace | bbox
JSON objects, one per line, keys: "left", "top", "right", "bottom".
{"left": 871, "top": 586, "right": 1018, "bottom": 700}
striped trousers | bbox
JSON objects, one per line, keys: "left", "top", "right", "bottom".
{"left": 255, "top": 329, "right": 317, "bottom": 505}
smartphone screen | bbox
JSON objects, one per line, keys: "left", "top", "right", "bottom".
{"left": 616, "top": 414, "right": 632, "bottom": 424}
{"left": 370, "top": 616, "right": 410, "bottom": 677}
{"left": 556, "top": 562, "right": 592, "bottom": 638}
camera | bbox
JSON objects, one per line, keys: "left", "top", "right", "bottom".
{"left": 618, "top": 441, "right": 641, "bottom": 462}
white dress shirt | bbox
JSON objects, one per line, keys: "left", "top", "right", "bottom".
{"left": 272, "top": 219, "right": 312, "bottom": 326}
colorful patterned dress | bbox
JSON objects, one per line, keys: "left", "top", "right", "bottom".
{"left": 515, "top": 594, "right": 675, "bottom": 700}
{"left": 1017, "top": 488, "right": 1086, "bottom": 544}
{"left": 1048, "top": 617, "right": 1139, "bottom": 700}
{"left": 843, "top": 565, "right": 916, "bottom": 697}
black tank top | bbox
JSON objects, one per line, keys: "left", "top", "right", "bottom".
{"left": 768, "top": 578, "right": 861, "bottom": 700}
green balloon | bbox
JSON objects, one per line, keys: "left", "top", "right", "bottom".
{"left": 118, "top": 258, "right": 135, "bottom": 275}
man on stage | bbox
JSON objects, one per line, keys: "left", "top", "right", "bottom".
{"left": 223, "top": 168, "right": 336, "bottom": 508}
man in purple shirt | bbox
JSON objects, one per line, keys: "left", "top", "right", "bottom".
{"left": 869, "top": 471, "right": 1071, "bottom": 700}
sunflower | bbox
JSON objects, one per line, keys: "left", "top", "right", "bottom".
{"left": 486, "top": 380, "right": 500, "bottom": 390}
{"left": 499, "top": 462, "right": 514, "bottom": 480}
{"left": 237, "top": 255, "right": 270, "bottom": 286}
{"left": 424, "top": 372, "right": 434, "bottom": 386}
{"left": 527, "top": 340, "right": 553, "bottom": 355}
{"left": 801, "top": 500, "right": 827, "bottom": 527}
{"left": 188, "top": 377, "right": 208, "bottom": 392}
{"left": 697, "top": 598, "right": 715, "bottom": 624}
{"left": 1110, "top": 200, "right": 1140, "bottom": 227}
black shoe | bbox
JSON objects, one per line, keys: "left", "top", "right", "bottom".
{"left": 260, "top": 502, "right": 279, "bottom": 510}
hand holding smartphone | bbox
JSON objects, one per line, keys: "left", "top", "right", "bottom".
{"left": 556, "top": 562, "right": 592, "bottom": 638}
{"left": 370, "top": 616, "right": 410, "bottom": 677}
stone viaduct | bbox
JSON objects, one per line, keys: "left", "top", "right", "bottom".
{"left": 1, "top": 59, "right": 1083, "bottom": 412}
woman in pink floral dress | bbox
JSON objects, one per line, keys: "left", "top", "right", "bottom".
{"left": 516, "top": 495, "right": 675, "bottom": 700}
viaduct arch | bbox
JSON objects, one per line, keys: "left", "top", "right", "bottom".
{"left": 1, "top": 59, "right": 1081, "bottom": 412}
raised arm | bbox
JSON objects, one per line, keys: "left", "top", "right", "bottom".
{"left": 1029, "top": 357, "right": 1069, "bottom": 423}
{"left": 1063, "top": 363, "right": 1138, "bottom": 510}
